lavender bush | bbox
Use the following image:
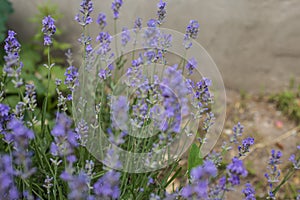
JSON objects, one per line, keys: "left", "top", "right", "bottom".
{"left": 0, "top": 0, "right": 299, "bottom": 199}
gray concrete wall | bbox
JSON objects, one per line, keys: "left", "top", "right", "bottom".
{"left": 7, "top": 0, "right": 300, "bottom": 93}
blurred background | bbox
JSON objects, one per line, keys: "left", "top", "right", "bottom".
{"left": 5, "top": 0, "right": 300, "bottom": 93}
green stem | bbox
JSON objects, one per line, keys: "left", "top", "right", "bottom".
{"left": 273, "top": 168, "right": 295, "bottom": 194}
{"left": 42, "top": 46, "right": 52, "bottom": 136}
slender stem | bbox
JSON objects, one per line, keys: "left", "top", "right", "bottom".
{"left": 114, "top": 19, "right": 119, "bottom": 59}
{"left": 42, "top": 46, "right": 52, "bottom": 136}
{"left": 273, "top": 168, "right": 295, "bottom": 194}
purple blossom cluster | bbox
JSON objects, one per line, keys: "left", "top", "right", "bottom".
{"left": 50, "top": 113, "right": 78, "bottom": 157}
{"left": 157, "top": 0, "right": 167, "bottom": 25}
{"left": 265, "top": 149, "right": 282, "bottom": 198}
{"left": 0, "top": 154, "right": 19, "bottom": 199}
{"left": 185, "top": 57, "right": 198, "bottom": 75}
{"left": 231, "top": 122, "right": 244, "bottom": 143}
{"left": 75, "top": 0, "right": 93, "bottom": 27}
{"left": 121, "top": 27, "right": 130, "bottom": 47}
{"left": 183, "top": 20, "right": 200, "bottom": 49}
{"left": 227, "top": 157, "right": 248, "bottom": 186}
{"left": 134, "top": 17, "right": 142, "bottom": 32}
{"left": 64, "top": 65, "right": 79, "bottom": 92}
{"left": 289, "top": 145, "right": 300, "bottom": 169}
{"left": 97, "top": 12, "right": 107, "bottom": 30}
{"left": 238, "top": 137, "right": 255, "bottom": 157}
{"left": 3, "top": 30, "right": 23, "bottom": 87}
{"left": 181, "top": 160, "right": 217, "bottom": 199}
{"left": 0, "top": 104, "right": 12, "bottom": 136}
{"left": 111, "top": 0, "right": 123, "bottom": 19}
{"left": 242, "top": 183, "right": 256, "bottom": 200}
{"left": 94, "top": 170, "right": 121, "bottom": 199}
{"left": 186, "top": 77, "right": 213, "bottom": 119}
{"left": 96, "top": 32, "right": 112, "bottom": 56}
{"left": 42, "top": 15, "right": 56, "bottom": 46}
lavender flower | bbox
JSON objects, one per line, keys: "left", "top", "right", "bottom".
{"left": 121, "top": 27, "right": 130, "bottom": 47}
{"left": 202, "top": 112, "right": 215, "bottom": 132}
{"left": 148, "top": 177, "right": 155, "bottom": 186}
{"left": 13, "top": 102, "right": 26, "bottom": 120}
{"left": 108, "top": 128, "right": 126, "bottom": 146}
{"left": 64, "top": 65, "right": 79, "bottom": 92}
{"left": 186, "top": 20, "right": 200, "bottom": 39}
{"left": 227, "top": 157, "right": 248, "bottom": 186}
{"left": 134, "top": 17, "right": 142, "bottom": 32}
{"left": 111, "top": 0, "right": 123, "bottom": 19}
{"left": 42, "top": 15, "right": 56, "bottom": 46}
{"left": 289, "top": 146, "right": 300, "bottom": 169}
{"left": 242, "top": 183, "right": 256, "bottom": 200}
{"left": 181, "top": 160, "right": 217, "bottom": 199}
{"left": 183, "top": 20, "right": 199, "bottom": 49}
{"left": 97, "top": 12, "right": 107, "bottom": 30}
{"left": 147, "top": 19, "right": 158, "bottom": 28}
{"left": 24, "top": 84, "right": 37, "bottom": 112}
{"left": 98, "top": 66, "right": 113, "bottom": 80}
{"left": 4, "top": 30, "right": 21, "bottom": 56}
{"left": 43, "top": 176, "right": 53, "bottom": 195}
{"left": 157, "top": 0, "right": 166, "bottom": 25}
{"left": 185, "top": 57, "right": 198, "bottom": 75}
{"left": 94, "top": 170, "right": 121, "bottom": 199}
{"left": 96, "top": 32, "right": 112, "bottom": 56}
{"left": 0, "top": 104, "right": 12, "bottom": 136}
{"left": 78, "top": 34, "right": 93, "bottom": 54}
{"left": 103, "top": 148, "right": 122, "bottom": 169}
{"left": 75, "top": 0, "right": 93, "bottom": 27}
{"left": 7, "top": 119, "right": 35, "bottom": 146}
{"left": 7, "top": 119, "right": 36, "bottom": 178}
{"left": 191, "top": 160, "right": 218, "bottom": 181}
{"left": 187, "top": 77, "right": 213, "bottom": 119}
{"left": 3, "top": 30, "right": 23, "bottom": 84}
{"left": 111, "top": 96, "right": 129, "bottom": 131}
{"left": 0, "top": 103, "right": 10, "bottom": 117}
{"left": 230, "top": 122, "right": 244, "bottom": 143}
{"left": 157, "top": 64, "right": 190, "bottom": 133}
{"left": 75, "top": 119, "right": 89, "bottom": 146}
{"left": 265, "top": 149, "right": 282, "bottom": 199}
{"left": 0, "top": 154, "right": 19, "bottom": 200}
{"left": 62, "top": 171, "right": 92, "bottom": 200}
{"left": 50, "top": 113, "right": 78, "bottom": 157}
{"left": 238, "top": 137, "right": 255, "bottom": 157}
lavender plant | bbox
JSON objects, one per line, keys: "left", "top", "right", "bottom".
{"left": 0, "top": 1, "right": 299, "bottom": 200}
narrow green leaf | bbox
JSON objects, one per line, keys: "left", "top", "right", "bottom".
{"left": 187, "top": 143, "right": 203, "bottom": 176}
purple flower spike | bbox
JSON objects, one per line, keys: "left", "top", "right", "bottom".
{"left": 42, "top": 15, "right": 56, "bottom": 46}
{"left": 94, "top": 170, "right": 121, "bottom": 199}
{"left": 242, "top": 183, "right": 256, "bottom": 200}
{"left": 4, "top": 30, "right": 21, "bottom": 55}
{"left": 134, "top": 17, "right": 142, "bottom": 32}
{"left": 227, "top": 157, "right": 248, "bottom": 186}
{"left": 238, "top": 137, "right": 255, "bottom": 157}
{"left": 96, "top": 32, "right": 112, "bottom": 56}
{"left": 147, "top": 19, "right": 158, "bottom": 28}
{"left": 183, "top": 20, "right": 200, "bottom": 49}
{"left": 97, "top": 12, "right": 107, "bottom": 30}
{"left": 157, "top": 0, "right": 167, "bottom": 25}
{"left": 75, "top": 0, "right": 93, "bottom": 26}
{"left": 121, "top": 27, "right": 130, "bottom": 47}
{"left": 111, "top": 0, "right": 123, "bottom": 19}
{"left": 64, "top": 65, "right": 79, "bottom": 92}
{"left": 185, "top": 57, "right": 198, "bottom": 75}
